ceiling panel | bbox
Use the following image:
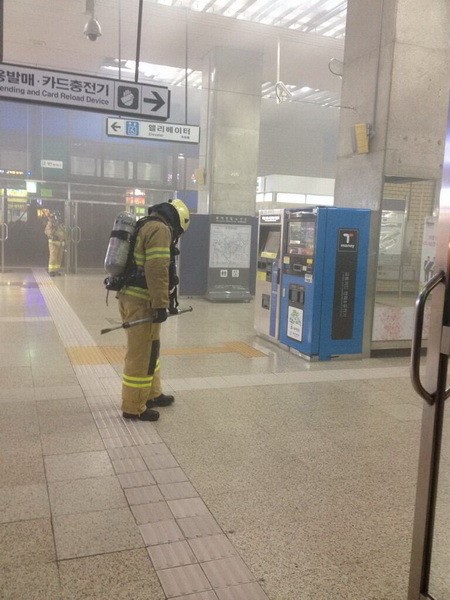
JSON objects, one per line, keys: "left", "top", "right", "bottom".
{"left": 165, "top": 0, "right": 347, "bottom": 37}
{"left": 2, "top": 0, "right": 344, "bottom": 106}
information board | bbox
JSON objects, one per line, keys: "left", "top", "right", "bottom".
{"left": 206, "top": 215, "right": 254, "bottom": 302}
{"left": 209, "top": 224, "right": 252, "bottom": 269}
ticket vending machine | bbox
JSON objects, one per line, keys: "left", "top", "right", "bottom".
{"left": 279, "top": 207, "right": 371, "bottom": 360}
{"left": 254, "top": 209, "right": 285, "bottom": 341}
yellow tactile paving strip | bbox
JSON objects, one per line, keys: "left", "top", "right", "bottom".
{"left": 67, "top": 342, "right": 267, "bottom": 365}
{"left": 101, "top": 346, "right": 127, "bottom": 364}
{"left": 222, "top": 341, "right": 267, "bottom": 358}
{"left": 66, "top": 346, "right": 108, "bottom": 365}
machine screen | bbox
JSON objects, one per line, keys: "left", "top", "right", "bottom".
{"left": 261, "top": 229, "right": 281, "bottom": 257}
{"left": 287, "top": 219, "right": 316, "bottom": 256}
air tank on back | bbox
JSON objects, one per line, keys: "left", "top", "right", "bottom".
{"left": 104, "top": 211, "right": 137, "bottom": 277}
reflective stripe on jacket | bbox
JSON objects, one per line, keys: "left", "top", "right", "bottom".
{"left": 120, "top": 218, "right": 171, "bottom": 307}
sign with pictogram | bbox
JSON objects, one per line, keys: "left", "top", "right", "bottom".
{"left": 0, "top": 63, "right": 170, "bottom": 120}
{"left": 106, "top": 118, "right": 199, "bottom": 144}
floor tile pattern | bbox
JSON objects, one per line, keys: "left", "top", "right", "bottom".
{"left": 28, "top": 269, "right": 269, "bottom": 599}
{"left": 0, "top": 269, "right": 433, "bottom": 600}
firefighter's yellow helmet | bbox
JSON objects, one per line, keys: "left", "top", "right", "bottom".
{"left": 169, "top": 198, "right": 190, "bottom": 232}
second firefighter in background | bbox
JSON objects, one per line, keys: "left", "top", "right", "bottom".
{"left": 45, "top": 211, "right": 65, "bottom": 276}
{"left": 118, "top": 199, "right": 190, "bottom": 421}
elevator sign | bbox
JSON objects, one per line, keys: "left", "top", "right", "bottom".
{"left": 0, "top": 63, "right": 170, "bottom": 120}
{"left": 107, "top": 118, "right": 200, "bottom": 144}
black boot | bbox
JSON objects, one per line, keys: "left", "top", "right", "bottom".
{"left": 147, "top": 393, "right": 175, "bottom": 408}
{"left": 123, "top": 408, "right": 160, "bottom": 421}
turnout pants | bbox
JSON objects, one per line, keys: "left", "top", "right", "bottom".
{"left": 119, "top": 295, "right": 162, "bottom": 415}
{"left": 48, "top": 240, "right": 64, "bottom": 273}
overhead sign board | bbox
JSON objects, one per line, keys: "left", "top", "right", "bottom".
{"left": 41, "top": 159, "right": 63, "bottom": 169}
{"left": 106, "top": 118, "right": 200, "bottom": 144}
{"left": 0, "top": 63, "right": 170, "bottom": 120}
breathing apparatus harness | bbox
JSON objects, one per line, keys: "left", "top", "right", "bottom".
{"left": 104, "top": 213, "right": 180, "bottom": 312}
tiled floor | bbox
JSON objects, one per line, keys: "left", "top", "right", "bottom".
{"left": 0, "top": 269, "right": 440, "bottom": 599}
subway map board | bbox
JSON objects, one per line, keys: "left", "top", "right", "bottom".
{"left": 206, "top": 215, "right": 254, "bottom": 302}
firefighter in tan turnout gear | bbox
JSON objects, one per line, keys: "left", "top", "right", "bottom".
{"left": 118, "top": 199, "right": 190, "bottom": 421}
{"left": 45, "top": 211, "right": 65, "bottom": 276}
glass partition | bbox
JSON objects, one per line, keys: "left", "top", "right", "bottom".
{"left": 372, "top": 177, "right": 438, "bottom": 349}
{"left": 0, "top": 178, "right": 68, "bottom": 270}
{"left": 0, "top": 178, "right": 180, "bottom": 273}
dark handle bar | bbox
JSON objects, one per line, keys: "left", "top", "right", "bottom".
{"left": 410, "top": 271, "right": 445, "bottom": 405}
{"left": 101, "top": 306, "right": 193, "bottom": 335}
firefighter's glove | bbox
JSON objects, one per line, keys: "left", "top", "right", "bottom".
{"left": 153, "top": 308, "right": 168, "bottom": 323}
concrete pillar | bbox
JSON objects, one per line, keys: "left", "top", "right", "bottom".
{"left": 335, "top": 0, "right": 449, "bottom": 208}
{"left": 198, "top": 47, "right": 263, "bottom": 215}
{"left": 334, "top": 0, "right": 449, "bottom": 351}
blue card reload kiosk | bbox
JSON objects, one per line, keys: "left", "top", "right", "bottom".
{"left": 279, "top": 207, "right": 371, "bottom": 360}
